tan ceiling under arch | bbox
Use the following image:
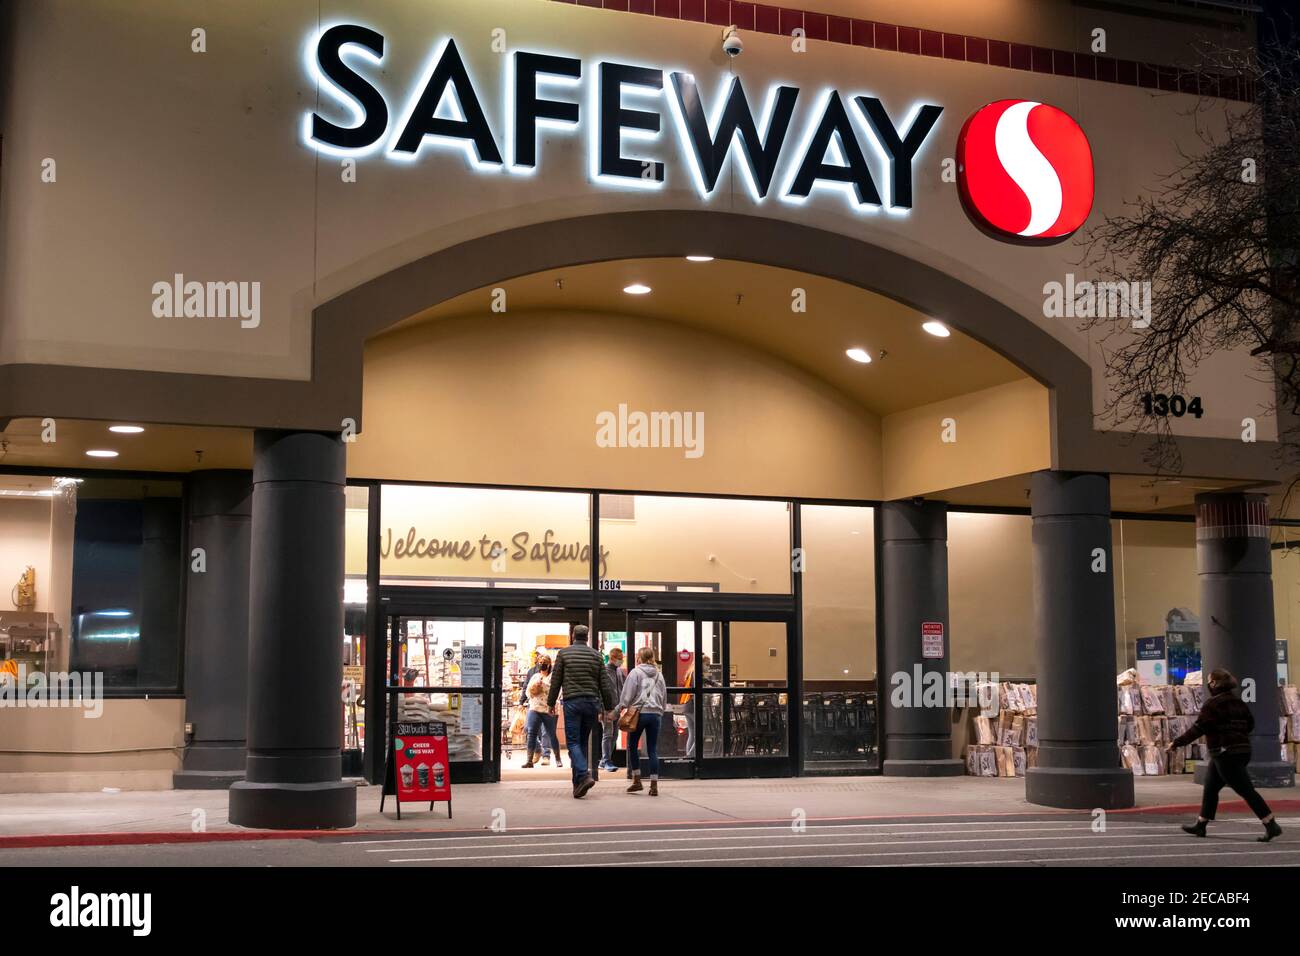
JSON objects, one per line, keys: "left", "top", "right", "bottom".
{"left": 385, "top": 257, "right": 1028, "bottom": 418}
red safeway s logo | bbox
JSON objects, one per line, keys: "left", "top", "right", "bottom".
{"left": 956, "top": 99, "right": 1094, "bottom": 240}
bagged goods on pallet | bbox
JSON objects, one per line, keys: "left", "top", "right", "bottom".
{"left": 1012, "top": 746, "right": 1027, "bottom": 777}
{"left": 1134, "top": 715, "right": 1154, "bottom": 745}
{"left": 1174, "top": 685, "right": 1197, "bottom": 715}
{"left": 1025, "top": 716, "right": 1038, "bottom": 748}
{"left": 1026, "top": 746, "right": 1039, "bottom": 768}
{"left": 1117, "top": 716, "right": 1134, "bottom": 746}
{"left": 1121, "top": 744, "right": 1144, "bottom": 775}
{"left": 1289, "top": 711, "right": 1300, "bottom": 743}
{"left": 965, "top": 746, "right": 979, "bottom": 775}
{"left": 1191, "top": 685, "right": 1208, "bottom": 710}
{"left": 1139, "top": 685, "right": 1164, "bottom": 715}
{"left": 1184, "top": 670, "right": 1203, "bottom": 686}
{"left": 1283, "top": 717, "right": 1290, "bottom": 744}
{"left": 1141, "top": 745, "right": 1165, "bottom": 776}
{"left": 1118, "top": 684, "right": 1144, "bottom": 716}
{"left": 974, "top": 715, "right": 995, "bottom": 745}
{"left": 1151, "top": 716, "right": 1167, "bottom": 746}
{"left": 978, "top": 746, "right": 998, "bottom": 777}
{"left": 1168, "top": 748, "right": 1186, "bottom": 774}
{"left": 1282, "top": 685, "right": 1300, "bottom": 715}
{"left": 1117, "top": 667, "right": 1140, "bottom": 686}
{"left": 1155, "top": 685, "right": 1177, "bottom": 715}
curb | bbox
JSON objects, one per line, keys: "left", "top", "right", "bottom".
{"left": 3, "top": 799, "right": 1297, "bottom": 849}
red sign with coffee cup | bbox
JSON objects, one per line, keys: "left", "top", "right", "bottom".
{"left": 392, "top": 721, "right": 451, "bottom": 805}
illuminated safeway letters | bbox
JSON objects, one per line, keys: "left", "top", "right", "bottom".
{"left": 304, "top": 24, "right": 943, "bottom": 213}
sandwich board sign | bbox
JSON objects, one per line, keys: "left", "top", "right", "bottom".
{"left": 381, "top": 720, "right": 452, "bottom": 820}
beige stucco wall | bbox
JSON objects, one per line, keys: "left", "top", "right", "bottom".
{"left": 0, "top": 698, "right": 184, "bottom": 791}
{"left": 0, "top": 0, "right": 1273, "bottom": 446}
{"left": 882, "top": 378, "right": 1052, "bottom": 500}
{"left": 350, "top": 310, "right": 885, "bottom": 499}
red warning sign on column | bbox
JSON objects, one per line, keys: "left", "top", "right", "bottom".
{"left": 922, "top": 622, "right": 945, "bottom": 659}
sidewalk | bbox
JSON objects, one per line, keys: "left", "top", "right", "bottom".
{"left": 3, "top": 775, "right": 1296, "bottom": 847}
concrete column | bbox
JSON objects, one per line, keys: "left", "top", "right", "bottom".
{"left": 1195, "top": 492, "right": 1294, "bottom": 788}
{"left": 228, "top": 431, "right": 356, "bottom": 829}
{"left": 880, "top": 500, "right": 963, "bottom": 776}
{"left": 1026, "top": 471, "right": 1134, "bottom": 809}
{"left": 174, "top": 471, "right": 251, "bottom": 790}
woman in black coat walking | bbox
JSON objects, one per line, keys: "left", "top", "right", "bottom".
{"left": 1168, "top": 668, "right": 1283, "bottom": 842}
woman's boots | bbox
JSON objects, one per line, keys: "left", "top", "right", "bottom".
{"left": 522, "top": 750, "right": 538, "bottom": 768}
{"left": 1181, "top": 819, "right": 1207, "bottom": 837}
{"left": 626, "top": 773, "right": 659, "bottom": 795}
{"left": 1259, "top": 818, "right": 1283, "bottom": 842}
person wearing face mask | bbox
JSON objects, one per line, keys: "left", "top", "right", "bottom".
{"left": 1168, "top": 668, "right": 1283, "bottom": 842}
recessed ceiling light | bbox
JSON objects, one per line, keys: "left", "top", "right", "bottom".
{"left": 623, "top": 283, "right": 652, "bottom": 295}
{"left": 685, "top": 255, "right": 714, "bottom": 263}
{"left": 86, "top": 450, "right": 119, "bottom": 458}
{"left": 108, "top": 425, "right": 145, "bottom": 434}
{"left": 922, "top": 320, "right": 951, "bottom": 338}
{"left": 845, "top": 347, "right": 872, "bottom": 364}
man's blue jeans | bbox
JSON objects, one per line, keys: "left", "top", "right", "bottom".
{"left": 563, "top": 697, "right": 601, "bottom": 784}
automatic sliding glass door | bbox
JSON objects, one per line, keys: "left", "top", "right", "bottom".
{"left": 386, "top": 611, "right": 496, "bottom": 784}
{"left": 694, "top": 614, "right": 794, "bottom": 777}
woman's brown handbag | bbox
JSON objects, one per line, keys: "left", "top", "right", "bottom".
{"left": 618, "top": 674, "right": 657, "bottom": 731}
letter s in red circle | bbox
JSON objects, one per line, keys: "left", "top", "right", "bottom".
{"left": 956, "top": 99, "right": 1094, "bottom": 240}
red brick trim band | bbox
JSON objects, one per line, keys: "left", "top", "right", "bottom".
{"left": 552, "top": 0, "right": 1254, "bottom": 102}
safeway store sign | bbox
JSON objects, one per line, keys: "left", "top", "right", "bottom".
{"left": 303, "top": 24, "right": 1093, "bottom": 238}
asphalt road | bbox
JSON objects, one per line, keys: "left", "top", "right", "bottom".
{"left": 1, "top": 814, "right": 1297, "bottom": 867}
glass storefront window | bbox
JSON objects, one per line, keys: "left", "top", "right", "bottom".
{"left": 1272, "top": 529, "right": 1298, "bottom": 685}
{"left": 66, "top": 478, "right": 184, "bottom": 692}
{"left": 949, "top": 512, "right": 1035, "bottom": 677}
{"left": 394, "top": 617, "right": 487, "bottom": 764}
{"left": 0, "top": 475, "right": 74, "bottom": 680}
{"left": 799, "top": 504, "right": 877, "bottom": 769}
{"left": 342, "top": 485, "right": 370, "bottom": 771}
{"left": 380, "top": 485, "right": 592, "bottom": 588}
{"left": 599, "top": 495, "right": 791, "bottom": 593}
{"left": 1113, "top": 518, "right": 1199, "bottom": 680}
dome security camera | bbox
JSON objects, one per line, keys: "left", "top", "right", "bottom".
{"left": 722, "top": 25, "right": 743, "bottom": 57}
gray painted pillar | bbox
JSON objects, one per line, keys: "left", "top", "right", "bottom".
{"left": 1194, "top": 492, "right": 1294, "bottom": 788}
{"left": 1026, "top": 471, "right": 1134, "bottom": 809}
{"left": 229, "top": 431, "right": 356, "bottom": 829}
{"left": 174, "top": 471, "right": 251, "bottom": 790}
{"left": 138, "top": 496, "right": 182, "bottom": 689}
{"left": 880, "top": 500, "right": 963, "bottom": 776}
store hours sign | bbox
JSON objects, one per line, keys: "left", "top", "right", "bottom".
{"left": 303, "top": 25, "right": 944, "bottom": 214}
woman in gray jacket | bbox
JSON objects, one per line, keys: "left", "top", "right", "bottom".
{"left": 619, "top": 646, "right": 668, "bottom": 795}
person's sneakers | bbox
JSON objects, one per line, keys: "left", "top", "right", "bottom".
{"left": 1259, "top": 819, "right": 1283, "bottom": 843}
{"left": 600, "top": 761, "right": 617, "bottom": 772}
{"left": 626, "top": 774, "right": 643, "bottom": 793}
{"left": 573, "top": 774, "right": 596, "bottom": 799}
{"left": 541, "top": 755, "right": 550, "bottom": 766}
{"left": 1181, "top": 820, "right": 1208, "bottom": 837}
{"left": 648, "top": 780, "right": 658, "bottom": 797}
